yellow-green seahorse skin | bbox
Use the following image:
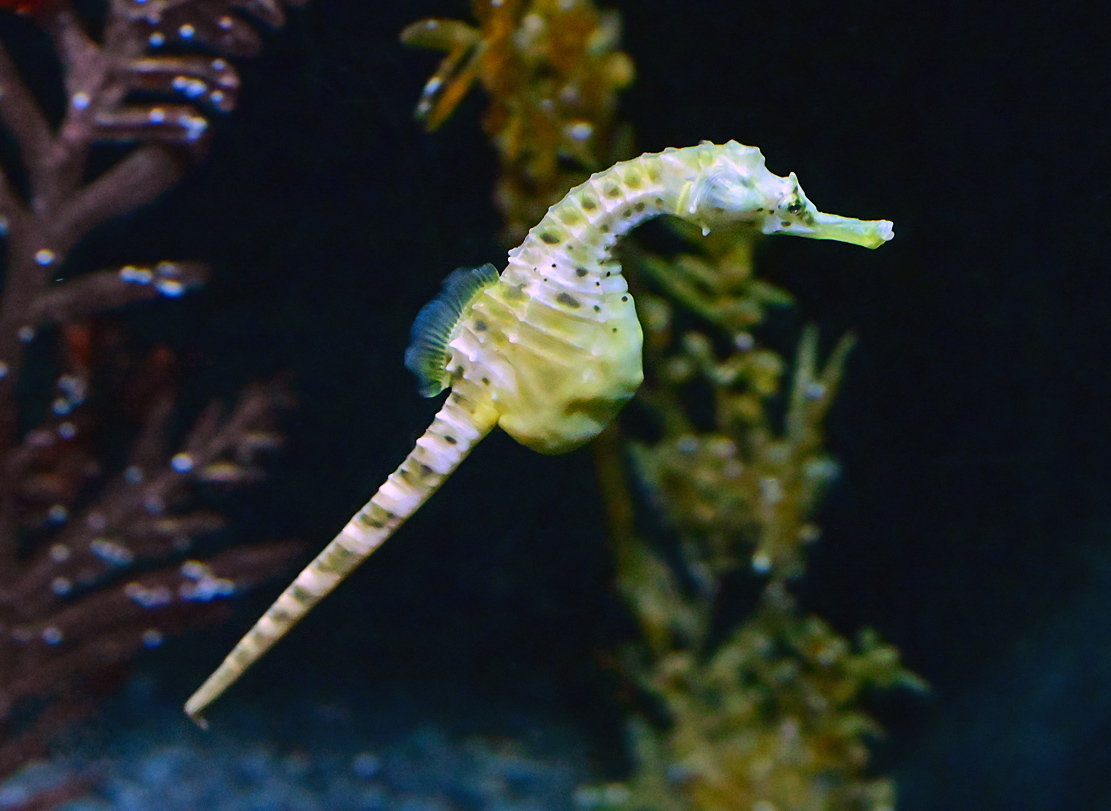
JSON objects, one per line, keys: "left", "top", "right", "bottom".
{"left": 184, "top": 141, "right": 892, "bottom": 723}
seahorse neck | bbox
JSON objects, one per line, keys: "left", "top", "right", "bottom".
{"left": 504, "top": 149, "right": 695, "bottom": 287}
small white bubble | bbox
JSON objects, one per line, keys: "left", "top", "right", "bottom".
{"left": 51, "top": 398, "right": 71, "bottom": 416}
{"left": 210, "top": 90, "right": 225, "bottom": 105}
{"left": 759, "top": 476, "right": 783, "bottom": 505}
{"left": 805, "top": 381, "right": 827, "bottom": 400}
{"left": 751, "top": 551, "right": 772, "bottom": 573}
{"left": 49, "top": 543, "right": 70, "bottom": 562}
{"left": 567, "top": 121, "right": 593, "bottom": 141}
{"left": 141, "top": 628, "right": 164, "bottom": 648}
{"left": 91, "top": 537, "right": 135, "bottom": 566}
{"left": 18, "top": 326, "right": 34, "bottom": 343}
{"left": 212, "top": 58, "right": 228, "bottom": 72}
{"left": 180, "top": 560, "right": 208, "bottom": 580}
{"left": 170, "top": 453, "right": 194, "bottom": 473}
{"left": 149, "top": 32, "right": 166, "bottom": 47}
{"left": 181, "top": 114, "right": 208, "bottom": 142}
{"left": 42, "top": 626, "right": 64, "bottom": 645}
{"left": 350, "top": 752, "right": 380, "bottom": 778}
{"left": 218, "top": 15, "right": 233, "bottom": 29}
{"left": 148, "top": 107, "right": 166, "bottom": 123}
{"left": 734, "top": 332, "right": 755, "bottom": 351}
{"left": 179, "top": 23, "right": 195, "bottom": 39}
{"left": 119, "top": 265, "right": 153, "bottom": 284}
{"left": 155, "top": 278, "right": 185, "bottom": 297}
{"left": 51, "top": 577, "right": 72, "bottom": 596}
{"left": 71, "top": 92, "right": 90, "bottom": 110}
{"left": 58, "top": 421, "right": 77, "bottom": 439}
{"left": 47, "top": 504, "right": 68, "bottom": 524}
{"left": 34, "top": 249, "right": 55, "bottom": 266}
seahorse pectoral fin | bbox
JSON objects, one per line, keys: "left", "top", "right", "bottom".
{"left": 185, "top": 390, "right": 498, "bottom": 724}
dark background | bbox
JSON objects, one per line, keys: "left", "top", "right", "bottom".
{"left": 6, "top": 1, "right": 1110, "bottom": 809}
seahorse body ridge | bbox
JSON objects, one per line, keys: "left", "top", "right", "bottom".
{"left": 185, "top": 141, "right": 893, "bottom": 722}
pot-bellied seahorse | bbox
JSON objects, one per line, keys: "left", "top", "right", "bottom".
{"left": 185, "top": 141, "right": 893, "bottom": 722}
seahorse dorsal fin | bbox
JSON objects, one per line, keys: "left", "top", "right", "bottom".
{"left": 404, "top": 263, "right": 500, "bottom": 397}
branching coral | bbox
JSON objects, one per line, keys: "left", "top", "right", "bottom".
{"left": 0, "top": 0, "right": 305, "bottom": 788}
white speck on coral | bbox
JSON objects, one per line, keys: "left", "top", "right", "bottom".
{"left": 35, "top": 249, "right": 55, "bottom": 266}
{"left": 567, "top": 121, "right": 593, "bottom": 141}
{"left": 179, "top": 23, "right": 195, "bottom": 39}
{"left": 155, "top": 278, "right": 185, "bottom": 297}
{"left": 181, "top": 114, "right": 208, "bottom": 142}
{"left": 51, "top": 577, "right": 72, "bottom": 596}
{"left": 148, "top": 107, "right": 166, "bottom": 123}
{"left": 751, "top": 551, "right": 772, "bottom": 573}
{"left": 120, "top": 265, "right": 153, "bottom": 284}
{"left": 181, "top": 560, "right": 208, "bottom": 580}
{"left": 170, "top": 453, "right": 194, "bottom": 473}
{"left": 92, "top": 537, "right": 135, "bottom": 566}
{"left": 218, "top": 15, "right": 233, "bottom": 29}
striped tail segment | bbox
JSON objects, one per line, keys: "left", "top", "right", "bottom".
{"left": 185, "top": 384, "right": 499, "bottom": 724}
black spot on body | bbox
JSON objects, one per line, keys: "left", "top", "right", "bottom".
{"left": 474, "top": 319, "right": 488, "bottom": 331}
{"left": 540, "top": 231, "right": 561, "bottom": 245}
{"left": 621, "top": 295, "right": 628, "bottom": 302}
{"left": 594, "top": 305, "right": 601, "bottom": 312}
{"left": 444, "top": 435, "right": 457, "bottom": 445}
{"left": 635, "top": 202, "right": 646, "bottom": 212}
{"left": 575, "top": 267, "right": 588, "bottom": 277}
{"left": 557, "top": 292, "right": 581, "bottom": 309}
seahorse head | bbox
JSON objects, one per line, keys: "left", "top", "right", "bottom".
{"left": 684, "top": 141, "right": 893, "bottom": 249}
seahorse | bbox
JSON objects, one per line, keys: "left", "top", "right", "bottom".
{"left": 185, "top": 141, "right": 893, "bottom": 722}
